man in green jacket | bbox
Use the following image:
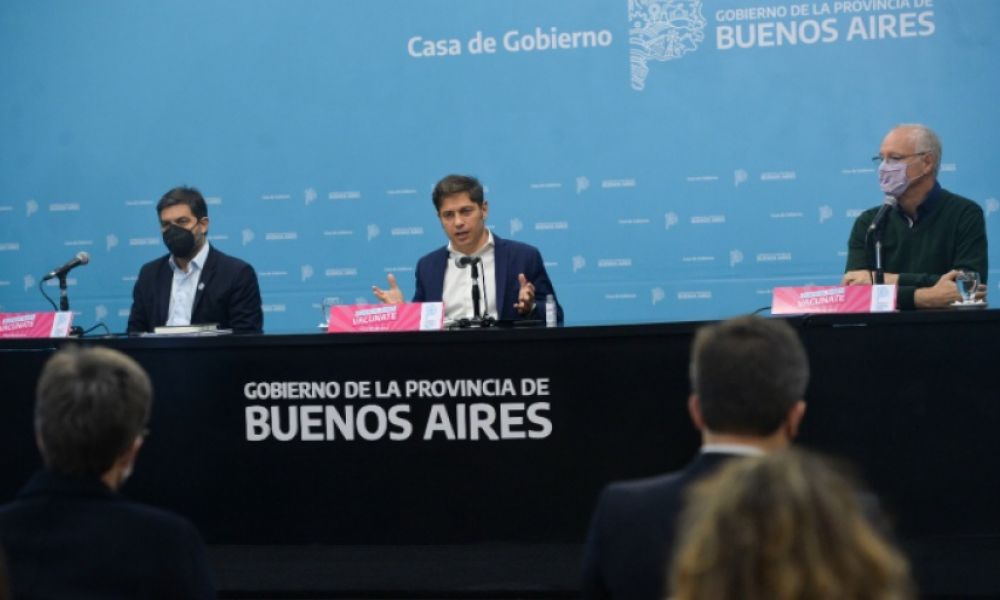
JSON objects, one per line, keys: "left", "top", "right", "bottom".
{"left": 842, "top": 124, "right": 987, "bottom": 309}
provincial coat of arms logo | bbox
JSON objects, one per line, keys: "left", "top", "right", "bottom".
{"left": 629, "top": 0, "right": 706, "bottom": 90}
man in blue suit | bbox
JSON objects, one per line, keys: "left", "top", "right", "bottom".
{"left": 373, "top": 174, "right": 562, "bottom": 324}
{"left": 0, "top": 346, "right": 215, "bottom": 598}
{"left": 580, "top": 316, "right": 809, "bottom": 600}
{"left": 127, "top": 186, "right": 263, "bottom": 334}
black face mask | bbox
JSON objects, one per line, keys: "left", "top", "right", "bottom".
{"left": 162, "top": 223, "right": 197, "bottom": 259}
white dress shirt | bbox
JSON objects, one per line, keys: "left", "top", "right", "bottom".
{"left": 166, "top": 242, "right": 210, "bottom": 326}
{"left": 442, "top": 231, "right": 497, "bottom": 323}
{"left": 700, "top": 443, "right": 765, "bottom": 457}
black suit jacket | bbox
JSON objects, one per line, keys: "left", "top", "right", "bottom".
{"left": 127, "top": 245, "right": 263, "bottom": 334}
{"left": 580, "top": 452, "right": 740, "bottom": 600}
{"left": 0, "top": 471, "right": 215, "bottom": 599}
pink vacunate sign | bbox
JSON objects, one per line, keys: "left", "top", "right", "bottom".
{"left": 0, "top": 311, "right": 74, "bottom": 338}
{"left": 771, "top": 285, "right": 896, "bottom": 315}
{"left": 327, "top": 302, "right": 444, "bottom": 333}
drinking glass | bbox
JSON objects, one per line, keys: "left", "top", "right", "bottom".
{"left": 955, "top": 270, "right": 980, "bottom": 304}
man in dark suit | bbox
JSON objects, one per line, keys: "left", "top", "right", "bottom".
{"left": 580, "top": 315, "right": 810, "bottom": 600}
{"left": 372, "top": 174, "right": 562, "bottom": 324}
{"left": 127, "top": 186, "right": 263, "bottom": 334}
{"left": 0, "top": 346, "right": 215, "bottom": 598}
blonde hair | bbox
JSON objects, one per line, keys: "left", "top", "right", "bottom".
{"left": 671, "top": 450, "right": 915, "bottom": 600}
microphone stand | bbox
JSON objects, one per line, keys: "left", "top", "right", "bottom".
{"left": 867, "top": 195, "right": 896, "bottom": 286}
{"left": 470, "top": 259, "right": 482, "bottom": 320}
{"left": 873, "top": 235, "right": 885, "bottom": 285}
{"left": 58, "top": 274, "right": 71, "bottom": 312}
{"left": 57, "top": 274, "right": 84, "bottom": 336}
{"left": 452, "top": 256, "right": 496, "bottom": 329}
{"left": 870, "top": 209, "right": 891, "bottom": 285}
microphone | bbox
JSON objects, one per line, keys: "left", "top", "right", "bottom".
{"left": 455, "top": 256, "right": 481, "bottom": 268}
{"left": 867, "top": 195, "right": 898, "bottom": 232}
{"left": 43, "top": 252, "right": 90, "bottom": 281}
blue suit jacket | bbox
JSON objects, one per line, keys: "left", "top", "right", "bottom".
{"left": 412, "top": 234, "right": 563, "bottom": 323}
{"left": 0, "top": 471, "right": 215, "bottom": 599}
{"left": 127, "top": 245, "right": 263, "bottom": 334}
{"left": 580, "top": 452, "right": 737, "bottom": 600}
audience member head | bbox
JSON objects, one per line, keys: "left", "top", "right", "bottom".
{"left": 34, "top": 346, "right": 152, "bottom": 489}
{"left": 687, "top": 315, "right": 808, "bottom": 446}
{"left": 671, "top": 449, "right": 915, "bottom": 600}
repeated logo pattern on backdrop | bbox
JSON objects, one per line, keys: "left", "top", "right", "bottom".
{"left": 0, "top": 0, "right": 997, "bottom": 333}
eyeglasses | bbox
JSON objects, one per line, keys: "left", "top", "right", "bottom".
{"left": 871, "top": 152, "right": 927, "bottom": 165}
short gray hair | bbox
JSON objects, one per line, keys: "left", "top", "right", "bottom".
{"left": 896, "top": 123, "right": 942, "bottom": 175}
{"left": 35, "top": 346, "right": 152, "bottom": 476}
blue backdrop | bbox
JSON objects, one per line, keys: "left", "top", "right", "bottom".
{"left": 2, "top": 0, "right": 998, "bottom": 332}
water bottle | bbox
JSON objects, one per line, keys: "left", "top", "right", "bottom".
{"left": 545, "top": 294, "right": 557, "bottom": 328}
